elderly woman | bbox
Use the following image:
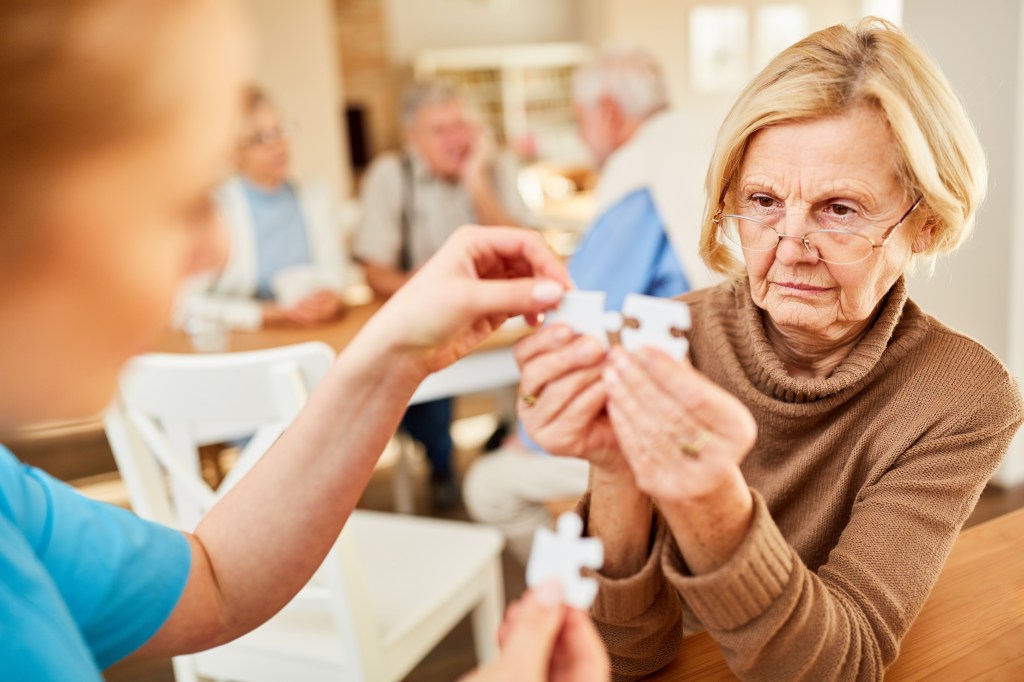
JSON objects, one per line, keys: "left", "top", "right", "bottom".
{"left": 516, "top": 18, "right": 1023, "bottom": 681}
{"left": 0, "top": 1, "right": 608, "bottom": 679}
{"left": 179, "top": 86, "right": 349, "bottom": 330}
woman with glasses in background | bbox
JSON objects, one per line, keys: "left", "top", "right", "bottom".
{"left": 516, "top": 18, "right": 1024, "bottom": 680}
{"left": 179, "top": 86, "right": 349, "bottom": 330}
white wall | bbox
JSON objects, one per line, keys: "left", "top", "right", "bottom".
{"left": 385, "top": 0, "right": 583, "bottom": 62}
{"left": 903, "top": 0, "right": 1024, "bottom": 486}
{"left": 244, "top": 0, "right": 351, "bottom": 199}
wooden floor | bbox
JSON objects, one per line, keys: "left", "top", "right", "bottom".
{"left": 9, "top": 402, "right": 1024, "bottom": 682}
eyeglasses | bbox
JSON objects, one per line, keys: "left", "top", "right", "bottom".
{"left": 240, "top": 121, "right": 295, "bottom": 148}
{"left": 715, "top": 196, "right": 923, "bottom": 265}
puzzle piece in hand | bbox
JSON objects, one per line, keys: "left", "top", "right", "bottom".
{"left": 542, "top": 290, "right": 616, "bottom": 348}
{"left": 526, "top": 512, "right": 604, "bottom": 610}
{"left": 619, "top": 293, "right": 691, "bottom": 359}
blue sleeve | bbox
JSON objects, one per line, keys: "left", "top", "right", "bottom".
{"left": 0, "top": 446, "right": 191, "bottom": 671}
{"left": 568, "top": 188, "right": 689, "bottom": 310}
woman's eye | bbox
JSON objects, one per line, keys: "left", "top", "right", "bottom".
{"left": 751, "top": 195, "right": 775, "bottom": 208}
{"left": 826, "top": 203, "right": 856, "bottom": 217}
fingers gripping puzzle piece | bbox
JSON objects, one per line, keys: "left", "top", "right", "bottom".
{"left": 544, "top": 290, "right": 691, "bottom": 359}
{"left": 619, "top": 293, "right": 692, "bottom": 359}
{"left": 525, "top": 512, "right": 604, "bottom": 610}
{"left": 542, "top": 290, "right": 620, "bottom": 348}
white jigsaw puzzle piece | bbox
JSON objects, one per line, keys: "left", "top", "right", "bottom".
{"left": 543, "top": 290, "right": 609, "bottom": 348}
{"left": 525, "top": 512, "right": 604, "bottom": 610}
{"left": 619, "top": 294, "right": 691, "bottom": 359}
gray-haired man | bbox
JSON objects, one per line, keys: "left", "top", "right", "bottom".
{"left": 354, "top": 81, "right": 538, "bottom": 508}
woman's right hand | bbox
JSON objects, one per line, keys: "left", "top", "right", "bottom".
{"left": 514, "top": 325, "right": 626, "bottom": 476}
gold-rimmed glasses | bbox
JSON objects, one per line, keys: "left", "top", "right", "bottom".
{"left": 715, "top": 197, "right": 923, "bottom": 265}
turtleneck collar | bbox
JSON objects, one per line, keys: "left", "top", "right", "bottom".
{"left": 724, "top": 276, "right": 928, "bottom": 403}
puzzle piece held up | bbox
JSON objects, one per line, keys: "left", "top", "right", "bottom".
{"left": 544, "top": 290, "right": 691, "bottom": 358}
{"left": 619, "top": 293, "right": 691, "bottom": 358}
{"left": 541, "top": 290, "right": 618, "bottom": 348}
{"left": 525, "top": 512, "right": 604, "bottom": 610}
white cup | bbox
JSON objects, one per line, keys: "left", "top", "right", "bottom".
{"left": 271, "top": 265, "right": 320, "bottom": 308}
{"left": 184, "top": 315, "right": 229, "bottom": 353}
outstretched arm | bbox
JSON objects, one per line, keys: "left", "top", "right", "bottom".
{"left": 135, "top": 225, "right": 571, "bottom": 657}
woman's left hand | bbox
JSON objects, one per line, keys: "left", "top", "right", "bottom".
{"left": 603, "top": 346, "right": 758, "bottom": 506}
{"left": 365, "top": 225, "right": 571, "bottom": 377}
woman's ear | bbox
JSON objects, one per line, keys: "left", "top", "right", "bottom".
{"left": 911, "top": 211, "right": 939, "bottom": 254}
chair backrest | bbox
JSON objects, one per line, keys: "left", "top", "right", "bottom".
{"left": 104, "top": 341, "right": 383, "bottom": 679}
{"left": 106, "top": 342, "right": 334, "bottom": 528}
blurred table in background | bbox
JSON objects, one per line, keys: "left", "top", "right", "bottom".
{"left": 650, "top": 506, "right": 1024, "bottom": 681}
{"left": 9, "top": 297, "right": 532, "bottom": 482}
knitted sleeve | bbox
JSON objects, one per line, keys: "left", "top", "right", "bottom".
{"left": 576, "top": 493, "right": 683, "bottom": 682}
{"left": 660, "top": 376, "right": 1023, "bottom": 681}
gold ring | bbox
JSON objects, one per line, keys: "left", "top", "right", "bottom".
{"left": 679, "top": 430, "right": 712, "bottom": 457}
{"left": 521, "top": 393, "right": 538, "bottom": 407}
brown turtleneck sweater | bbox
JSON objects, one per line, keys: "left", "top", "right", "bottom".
{"left": 583, "top": 278, "right": 1024, "bottom": 681}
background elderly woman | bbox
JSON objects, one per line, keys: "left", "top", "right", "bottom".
{"left": 516, "top": 18, "right": 1023, "bottom": 680}
{"left": 179, "top": 86, "right": 348, "bottom": 330}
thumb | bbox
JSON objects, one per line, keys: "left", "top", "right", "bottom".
{"left": 471, "top": 278, "right": 565, "bottom": 320}
{"left": 499, "top": 581, "right": 566, "bottom": 680}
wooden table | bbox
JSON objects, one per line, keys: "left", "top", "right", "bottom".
{"left": 10, "top": 299, "right": 529, "bottom": 463}
{"left": 155, "top": 299, "right": 526, "bottom": 355}
{"left": 651, "top": 507, "right": 1024, "bottom": 681}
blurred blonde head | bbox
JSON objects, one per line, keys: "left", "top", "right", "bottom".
{"left": 0, "top": 0, "right": 249, "bottom": 428}
{"left": 701, "top": 17, "right": 987, "bottom": 278}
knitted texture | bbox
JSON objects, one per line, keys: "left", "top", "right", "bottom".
{"left": 585, "top": 278, "right": 1024, "bottom": 681}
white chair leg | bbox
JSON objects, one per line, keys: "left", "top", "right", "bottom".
{"left": 470, "top": 558, "right": 506, "bottom": 663}
{"left": 393, "top": 436, "right": 416, "bottom": 515}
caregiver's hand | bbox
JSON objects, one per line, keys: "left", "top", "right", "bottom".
{"left": 461, "top": 583, "right": 610, "bottom": 682}
{"left": 363, "top": 225, "right": 571, "bottom": 377}
{"left": 514, "top": 325, "right": 625, "bottom": 476}
{"left": 603, "top": 346, "right": 758, "bottom": 572}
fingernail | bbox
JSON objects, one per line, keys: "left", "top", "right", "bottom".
{"left": 554, "top": 325, "right": 572, "bottom": 342}
{"left": 534, "top": 579, "right": 562, "bottom": 607}
{"left": 637, "top": 349, "right": 654, "bottom": 367}
{"left": 532, "top": 281, "right": 565, "bottom": 304}
{"left": 611, "top": 347, "right": 630, "bottom": 371}
{"left": 603, "top": 365, "right": 620, "bottom": 386}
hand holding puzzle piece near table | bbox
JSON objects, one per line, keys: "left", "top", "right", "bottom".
{"left": 525, "top": 292, "right": 692, "bottom": 609}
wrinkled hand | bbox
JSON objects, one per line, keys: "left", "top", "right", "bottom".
{"left": 514, "top": 326, "right": 625, "bottom": 475}
{"left": 366, "top": 225, "right": 571, "bottom": 376}
{"left": 603, "top": 347, "right": 757, "bottom": 504}
{"left": 462, "top": 583, "right": 610, "bottom": 682}
{"left": 286, "top": 289, "right": 346, "bottom": 325}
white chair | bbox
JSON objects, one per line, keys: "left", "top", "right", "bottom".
{"left": 104, "top": 342, "right": 505, "bottom": 682}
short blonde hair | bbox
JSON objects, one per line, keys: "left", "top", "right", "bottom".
{"left": 701, "top": 17, "right": 987, "bottom": 278}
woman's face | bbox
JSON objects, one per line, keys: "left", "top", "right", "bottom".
{"left": 236, "top": 102, "right": 291, "bottom": 187}
{"left": 0, "top": 0, "right": 249, "bottom": 431}
{"left": 734, "top": 107, "right": 926, "bottom": 346}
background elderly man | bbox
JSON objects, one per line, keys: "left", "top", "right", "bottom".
{"left": 464, "top": 48, "right": 702, "bottom": 560}
{"left": 354, "top": 81, "right": 539, "bottom": 508}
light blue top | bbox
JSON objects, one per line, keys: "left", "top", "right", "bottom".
{"left": 242, "top": 179, "right": 312, "bottom": 300}
{"left": 520, "top": 188, "right": 689, "bottom": 452}
{"left": 0, "top": 445, "right": 191, "bottom": 680}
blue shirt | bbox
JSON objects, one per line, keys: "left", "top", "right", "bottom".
{"left": 0, "top": 446, "right": 191, "bottom": 680}
{"left": 242, "top": 179, "right": 313, "bottom": 300}
{"left": 520, "top": 188, "right": 689, "bottom": 452}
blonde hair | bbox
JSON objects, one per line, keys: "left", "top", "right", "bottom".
{"left": 701, "top": 17, "right": 987, "bottom": 278}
